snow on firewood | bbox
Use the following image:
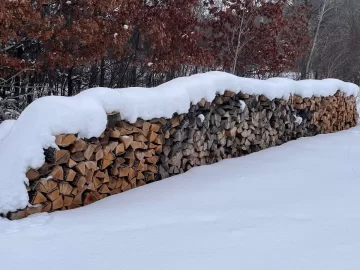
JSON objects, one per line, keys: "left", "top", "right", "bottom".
{"left": 0, "top": 71, "right": 358, "bottom": 213}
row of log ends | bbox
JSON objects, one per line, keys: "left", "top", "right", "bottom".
{"left": 6, "top": 90, "right": 358, "bottom": 219}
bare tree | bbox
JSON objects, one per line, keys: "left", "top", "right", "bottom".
{"left": 303, "top": 0, "right": 360, "bottom": 83}
{"left": 303, "top": 0, "right": 338, "bottom": 78}
{"left": 230, "top": 4, "right": 258, "bottom": 74}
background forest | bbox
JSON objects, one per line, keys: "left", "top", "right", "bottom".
{"left": 0, "top": 0, "right": 359, "bottom": 119}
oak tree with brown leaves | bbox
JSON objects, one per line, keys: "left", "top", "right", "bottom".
{"left": 204, "top": 0, "right": 310, "bottom": 76}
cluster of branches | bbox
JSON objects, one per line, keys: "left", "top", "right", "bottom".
{"left": 0, "top": 0, "right": 311, "bottom": 119}
{"left": 299, "top": 0, "right": 360, "bottom": 83}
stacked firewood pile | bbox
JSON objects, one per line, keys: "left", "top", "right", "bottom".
{"left": 6, "top": 90, "right": 358, "bottom": 219}
{"left": 303, "top": 92, "right": 358, "bottom": 132}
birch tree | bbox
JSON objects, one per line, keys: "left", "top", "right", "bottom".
{"left": 301, "top": 0, "right": 360, "bottom": 83}
{"left": 302, "top": 0, "right": 339, "bottom": 78}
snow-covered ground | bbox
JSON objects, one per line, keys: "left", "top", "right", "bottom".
{"left": 2, "top": 125, "right": 360, "bottom": 270}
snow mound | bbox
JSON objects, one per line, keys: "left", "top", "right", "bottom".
{"left": 239, "top": 100, "right": 246, "bottom": 111}
{"left": 197, "top": 114, "right": 205, "bottom": 122}
{"left": 293, "top": 115, "right": 303, "bottom": 125}
{"left": 0, "top": 71, "right": 358, "bottom": 213}
{"left": 0, "top": 120, "right": 16, "bottom": 143}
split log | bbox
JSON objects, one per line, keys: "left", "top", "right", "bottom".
{"left": 56, "top": 134, "right": 77, "bottom": 147}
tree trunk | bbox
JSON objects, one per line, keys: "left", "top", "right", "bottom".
{"left": 88, "top": 63, "right": 98, "bottom": 88}
{"left": 131, "top": 66, "right": 136, "bottom": 87}
{"left": 14, "top": 75, "right": 20, "bottom": 101}
{"left": 305, "top": 0, "right": 328, "bottom": 79}
{"left": 99, "top": 58, "right": 105, "bottom": 87}
{"left": 27, "top": 75, "right": 35, "bottom": 105}
{"left": 68, "top": 67, "right": 74, "bottom": 96}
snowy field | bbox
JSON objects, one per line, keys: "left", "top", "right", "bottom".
{"left": 2, "top": 124, "right": 360, "bottom": 270}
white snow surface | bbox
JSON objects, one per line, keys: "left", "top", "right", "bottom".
{"left": 239, "top": 100, "right": 246, "bottom": 111}
{"left": 0, "top": 71, "right": 359, "bottom": 213}
{"left": 197, "top": 114, "right": 205, "bottom": 122}
{"left": 2, "top": 125, "right": 360, "bottom": 269}
{"left": 0, "top": 120, "right": 16, "bottom": 143}
{"left": 293, "top": 115, "right": 303, "bottom": 125}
